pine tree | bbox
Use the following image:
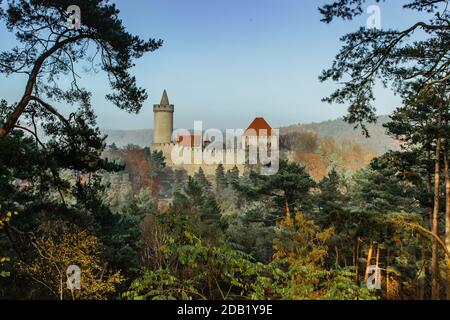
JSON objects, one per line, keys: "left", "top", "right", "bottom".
{"left": 317, "top": 169, "right": 346, "bottom": 227}
{"left": 0, "top": 0, "right": 162, "bottom": 138}
{"left": 194, "top": 167, "right": 212, "bottom": 192}
{"left": 146, "top": 149, "right": 167, "bottom": 197}
{"left": 316, "top": 169, "right": 349, "bottom": 267}
{"left": 215, "top": 164, "right": 227, "bottom": 193}
{"left": 384, "top": 84, "right": 450, "bottom": 299}
{"left": 226, "top": 166, "right": 240, "bottom": 185}
{"left": 320, "top": 0, "right": 450, "bottom": 135}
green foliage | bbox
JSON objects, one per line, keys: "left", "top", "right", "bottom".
{"left": 345, "top": 165, "right": 421, "bottom": 236}
{"left": 235, "top": 160, "right": 316, "bottom": 216}
{"left": 124, "top": 210, "right": 262, "bottom": 300}
{"left": 0, "top": 204, "right": 17, "bottom": 278}
{"left": 0, "top": 257, "right": 10, "bottom": 278}
{"left": 0, "top": 123, "right": 430, "bottom": 300}
{"left": 226, "top": 166, "right": 240, "bottom": 185}
{"left": 173, "top": 168, "right": 226, "bottom": 243}
{"left": 0, "top": 0, "right": 162, "bottom": 119}
{"left": 317, "top": 169, "right": 347, "bottom": 229}
{"left": 125, "top": 208, "right": 375, "bottom": 300}
{"left": 146, "top": 149, "right": 166, "bottom": 178}
{"left": 193, "top": 167, "right": 212, "bottom": 192}
{"left": 0, "top": 129, "right": 141, "bottom": 298}
{"left": 0, "top": 1, "right": 160, "bottom": 297}
{"left": 320, "top": 0, "right": 450, "bottom": 135}
{"left": 250, "top": 265, "right": 376, "bottom": 300}
{"left": 215, "top": 164, "right": 227, "bottom": 193}
{"left": 124, "top": 268, "right": 197, "bottom": 300}
{"left": 267, "top": 212, "right": 376, "bottom": 300}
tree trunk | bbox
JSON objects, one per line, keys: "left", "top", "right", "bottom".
{"left": 432, "top": 135, "right": 441, "bottom": 300}
{"left": 375, "top": 244, "right": 381, "bottom": 292}
{"left": 335, "top": 246, "right": 339, "bottom": 268}
{"left": 375, "top": 244, "right": 380, "bottom": 270}
{"left": 284, "top": 196, "right": 291, "bottom": 219}
{"left": 354, "top": 237, "right": 360, "bottom": 283}
{"left": 365, "top": 240, "right": 374, "bottom": 282}
{"left": 427, "top": 150, "right": 434, "bottom": 228}
{"left": 0, "top": 34, "right": 88, "bottom": 138}
{"left": 445, "top": 150, "right": 450, "bottom": 300}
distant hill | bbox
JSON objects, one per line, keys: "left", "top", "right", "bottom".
{"left": 280, "top": 115, "right": 399, "bottom": 154}
{"left": 101, "top": 115, "right": 399, "bottom": 153}
{"left": 101, "top": 129, "right": 153, "bottom": 148}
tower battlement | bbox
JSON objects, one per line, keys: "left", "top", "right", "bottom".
{"left": 153, "top": 104, "right": 174, "bottom": 113}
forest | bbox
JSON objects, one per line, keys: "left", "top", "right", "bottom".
{"left": 1, "top": 0, "right": 450, "bottom": 300}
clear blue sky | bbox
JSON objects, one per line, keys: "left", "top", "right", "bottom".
{"left": 0, "top": 1, "right": 423, "bottom": 130}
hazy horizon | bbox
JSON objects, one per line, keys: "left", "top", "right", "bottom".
{"left": 99, "top": 114, "right": 391, "bottom": 131}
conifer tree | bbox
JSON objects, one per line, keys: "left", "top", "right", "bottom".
{"left": 320, "top": 0, "right": 450, "bottom": 134}
{"left": 215, "top": 164, "right": 227, "bottom": 193}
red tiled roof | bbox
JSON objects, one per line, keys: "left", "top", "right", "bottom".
{"left": 244, "top": 117, "right": 273, "bottom": 136}
{"left": 177, "top": 135, "right": 202, "bottom": 147}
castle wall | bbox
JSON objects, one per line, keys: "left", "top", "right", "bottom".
{"left": 152, "top": 143, "right": 245, "bottom": 177}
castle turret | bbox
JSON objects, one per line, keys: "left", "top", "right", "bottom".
{"left": 153, "top": 90, "right": 174, "bottom": 145}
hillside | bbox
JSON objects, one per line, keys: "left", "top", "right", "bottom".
{"left": 101, "top": 129, "right": 153, "bottom": 148}
{"left": 280, "top": 115, "right": 399, "bottom": 154}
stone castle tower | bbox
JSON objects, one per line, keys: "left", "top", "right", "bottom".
{"left": 150, "top": 89, "right": 256, "bottom": 176}
{"left": 153, "top": 90, "right": 174, "bottom": 146}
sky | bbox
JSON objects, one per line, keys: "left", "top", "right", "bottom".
{"left": 0, "top": 1, "right": 425, "bottom": 130}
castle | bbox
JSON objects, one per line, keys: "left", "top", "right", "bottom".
{"left": 151, "top": 90, "right": 276, "bottom": 176}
